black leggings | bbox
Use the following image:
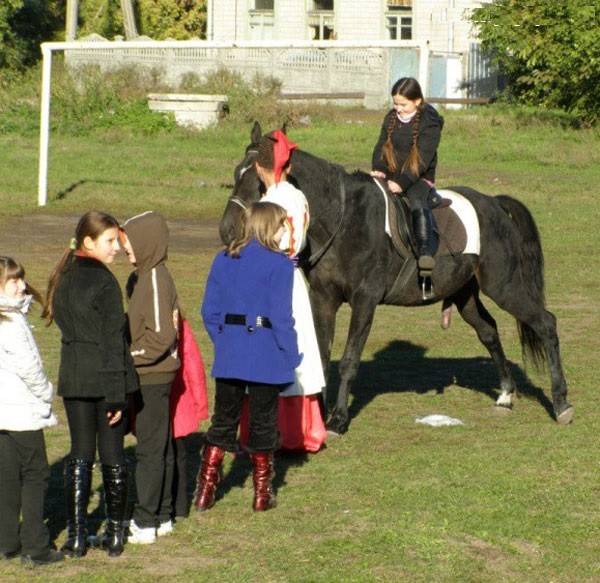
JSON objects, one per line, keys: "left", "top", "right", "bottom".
{"left": 406, "top": 178, "right": 432, "bottom": 211}
{"left": 63, "top": 398, "right": 126, "bottom": 465}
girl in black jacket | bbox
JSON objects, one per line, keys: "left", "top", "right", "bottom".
{"left": 44, "top": 211, "right": 138, "bottom": 558}
{"left": 371, "top": 77, "right": 444, "bottom": 272}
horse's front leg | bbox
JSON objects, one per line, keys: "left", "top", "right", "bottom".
{"left": 309, "top": 281, "right": 342, "bottom": 415}
{"left": 327, "top": 294, "right": 379, "bottom": 435}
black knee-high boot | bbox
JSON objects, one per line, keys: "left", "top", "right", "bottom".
{"left": 61, "top": 458, "right": 93, "bottom": 558}
{"left": 411, "top": 208, "right": 436, "bottom": 271}
{"left": 98, "top": 464, "right": 128, "bottom": 557}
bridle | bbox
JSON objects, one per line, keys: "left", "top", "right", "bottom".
{"left": 226, "top": 150, "right": 347, "bottom": 269}
{"left": 227, "top": 148, "right": 259, "bottom": 211}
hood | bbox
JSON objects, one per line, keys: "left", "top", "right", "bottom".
{"left": 122, "top": 211, "right": 169, "bottom": 271}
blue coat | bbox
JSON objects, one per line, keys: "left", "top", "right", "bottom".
{"left": 201, "top": 239, "right": 301, "bottom": 385}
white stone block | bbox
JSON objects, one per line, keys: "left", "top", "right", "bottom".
{"left": 147, "top": 93, "right": 229, "bottom": 130}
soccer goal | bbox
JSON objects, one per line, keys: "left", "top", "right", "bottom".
{"left": 37, "top": 39, "right": 429, "bottom": 205}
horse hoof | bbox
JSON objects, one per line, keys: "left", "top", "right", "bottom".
{"left": 494, "top": 399, "right": 513, "bottom": 410}
{"left": 556, "top": 406, "right": 574, "bottom": 425}
{"left": 326, "top": 430, "right": 341, "bottom": 441}
{"left": 325, "top": 420, "right": 348, "bottom": 435}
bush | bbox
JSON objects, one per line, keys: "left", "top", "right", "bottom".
{"left": 0, "top": 62, "right": 344, "bottom": 137}
{"left": 49, "top": 62, "right": 176, "bottom": 135}
{"left": 179, "top": 67, "right": 340, "bottom": 128}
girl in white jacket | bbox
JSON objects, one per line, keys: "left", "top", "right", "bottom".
{"left": 0, "top": 256, "right": 62, "bottom": 566}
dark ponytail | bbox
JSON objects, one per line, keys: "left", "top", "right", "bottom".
{"left": 43, "top": 211, "right": 119, "bottom": 324}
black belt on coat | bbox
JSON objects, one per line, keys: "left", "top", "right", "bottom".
{"left": 224, "top": 313, "right": 272, "bottom": 329}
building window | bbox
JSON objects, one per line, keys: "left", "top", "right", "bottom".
{"left": 249, "top": 0, "right": 274, "bottom": 40}
{"left": 310, "top": 0, "right": 334, "bottom": 9}
{"left": 308, "top": 0, "right": 335, "bottom": 40}
{"left": 386, "top": 1, "right": 412, "bottom": 40}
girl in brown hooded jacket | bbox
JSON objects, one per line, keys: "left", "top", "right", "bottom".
{"left": 120, "top": 211, "right": 180, "bottom": 545}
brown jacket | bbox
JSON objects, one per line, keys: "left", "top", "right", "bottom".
{"left": 123, "top": 211, "right": 180, "bottom": 386}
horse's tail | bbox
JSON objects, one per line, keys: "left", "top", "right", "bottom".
{"left": 496, "top": 194, "right": 547, "bottom": 370}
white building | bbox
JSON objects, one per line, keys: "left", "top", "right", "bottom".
{"left": 202, "top": 0, "right": 496, "bottom": 105}
{"left": 207, "top": 0, "right": 486, "bottom": 55}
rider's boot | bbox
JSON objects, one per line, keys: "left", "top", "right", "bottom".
{"left": 411, "top": 208, "right": 436, "bottom": 272}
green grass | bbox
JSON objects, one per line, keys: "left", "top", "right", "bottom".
{"left": 1, "top": 92, "right": 599, "bottom": 582}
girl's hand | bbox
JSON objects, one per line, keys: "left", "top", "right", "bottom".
{"left": 370, "top": 170, "right": 386, "bottom": 179}
{"left": 107, "top": 410, "right": 122, "bottom": 426}
{"left": 387, "top": 180, "right": 402, "bottom": 194}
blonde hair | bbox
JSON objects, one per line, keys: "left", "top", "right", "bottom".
{"left": 228, "top": 202, "right": 286, "bottom": 258}
{"left": 43, "top": 211, "right": 120, "bottom": 324}
{"left": 381, "top": 77, "right": 425, "bottom": 179}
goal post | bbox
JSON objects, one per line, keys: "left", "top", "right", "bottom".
{"left": 37, "top": 39, "right": 430, "bottom": 206}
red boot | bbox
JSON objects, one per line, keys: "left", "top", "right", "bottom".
{"left": 193, "top": 445, "right": 225, "bottom": 511}
{"left": 250, "top": 452, "right": 277, "bottom": 512}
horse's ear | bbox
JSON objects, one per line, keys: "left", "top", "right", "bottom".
{"left": 281, "top": 122, "right": 287, "bottom": 135}
{"left": 251, "top": 121, "right": 262, "bottom": 144}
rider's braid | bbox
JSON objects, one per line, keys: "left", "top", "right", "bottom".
{"left": 381, "top": 113, "right": 398, "bottom": 173}
{"left": 402, "top": 105, "right": 423, "bottom": 179}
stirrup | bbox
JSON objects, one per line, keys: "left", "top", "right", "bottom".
{"left": 420, "top": 274, "right": 434, "bottom": 300}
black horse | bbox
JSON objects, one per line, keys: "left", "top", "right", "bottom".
{"left": 219, "top": 122, "right": 573, "bottom": 434}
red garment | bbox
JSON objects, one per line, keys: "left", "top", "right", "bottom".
{"left": 170, "top": 319, "right": 209, "bottom": 438}
{"left": 239, "top": 394, "right": 326, "bottom": 453}
{"left": 271, "top": 130, "right": 298, "bottom": 184}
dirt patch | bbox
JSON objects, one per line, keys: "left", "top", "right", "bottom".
{"left": 0, "top": 213, "right": 222, "bottom": 262}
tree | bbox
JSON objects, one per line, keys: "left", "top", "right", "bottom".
{"left": 137, "top": 0, "right": 206, "bottom": 40}
{"left": 471, "top": 1, "right": 600, "bottom": 125}
{"left": 76, "top": 0, "right": 207, "bottom": 41}
{"left": 0, "top": 0, "right": 63, "bottom": 71}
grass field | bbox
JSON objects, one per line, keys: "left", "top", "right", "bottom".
{"left": 0, "top": 104, "right": 599, "bottom": 582}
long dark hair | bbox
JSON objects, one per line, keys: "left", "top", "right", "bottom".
{"left": 381, "top": 77, "right": 425, "bottom": 178}
{"left": 43, "top": 211, "right": 120, "bottom": 324}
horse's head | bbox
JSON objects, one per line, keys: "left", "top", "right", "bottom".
{"left": 219, "top": 121, "right": 267, "bottom": 245}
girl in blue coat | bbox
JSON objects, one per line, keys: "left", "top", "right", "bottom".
{"left": 195, "top": 202, "right": 301, "bottom": 512}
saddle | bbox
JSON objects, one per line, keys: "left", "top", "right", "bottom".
{"left": 374, "top": 179, "right": 469, "bottom": 302}
{"left": 386, "top": 189, "right": 468, "bottom": 261}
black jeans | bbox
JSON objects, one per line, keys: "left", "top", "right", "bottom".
{"left": 206, "top": 378, "right": 281, "bottom": 453}
{"left": 0, "top": 430, "right": 50, "bottom": 556}
{"left": 406, "top": 179, "right": 432, "bottom": 211}
{"left": 172, "top": 436, "right": 189, "bottom": 517}
{"left": 63, "top": 397, "right": 126, "bottom": 465}
{"left": 132, "top": 383, "right": 174, "bottom": 528}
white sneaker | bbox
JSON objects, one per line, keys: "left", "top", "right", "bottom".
{"left": 128, "top": 521, "right": 156, "bottom": 545}
{"left": 156, "top": 520, "right": 173, "bottom": 537}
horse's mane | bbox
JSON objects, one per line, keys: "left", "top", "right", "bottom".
{"left": 351, "top": 169, "right": 373, "bottom": 181}
{"left": 292, "top": 148, "right": 373, "bottom": 187}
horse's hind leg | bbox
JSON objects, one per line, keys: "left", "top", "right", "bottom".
{"left": 527, "top": 308, "right": 572, "bottom": 424}
{"left": 484, "top": 289, "right": 572, "bottom": 425}
{"left": 450, "top": 278, "right": 519, "bottom": 408}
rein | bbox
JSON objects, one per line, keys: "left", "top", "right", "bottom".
{"left": 301, "top": 166, "right": 346, "bottom": 269}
